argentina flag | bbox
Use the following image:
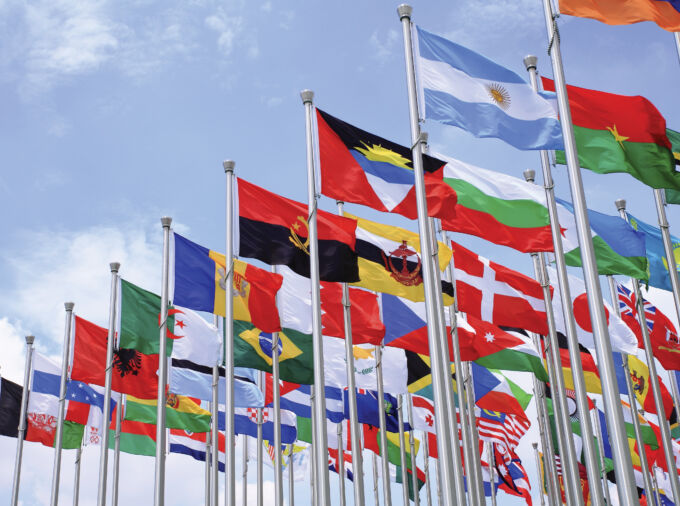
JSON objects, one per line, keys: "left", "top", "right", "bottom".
{"left": 415, "top": 26, "right": 564, "bottom": 151}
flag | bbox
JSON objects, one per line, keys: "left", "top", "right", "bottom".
{"left": 664, "top": 129, "right": 680, "bottom": 204}
{"left": 381, "top": 293, "right": 447, "bottom": 357}
{"left": 344, "top": 389, "right": 411, "bottom": 433}
{"left": 410, "top": 394, "right": 436, "bottom": 434}
{"left": 172, "top": 232, "right": 282, "bottom": 331}
{"left": 70, "top": 315, "right": 158, "bottom": 399}
{"left": 554, "top": 331, "right": 602, "bottom": 394}
{"left": 494, "top": 444, "right": 533, "bottom": 506}
{"left": 558, "top": 0, "right": 680, "bottom": 31}
{"left": 348, "top": 212, "right": 454, "bottom": 303}
{"left": 270, "top": 381, "right": 344, "bottom": 423}
{"left": 233, "top": 320, "right": 313, "bottom": 385}
{"left": 237, "top": 178, "right": 359, "bottom": 282}
{"left": 626, "top": 212, "right": 680, "bottom": 292}
{"left": 361, "top": 423, "right": 420, "bottom": 468}
{"left": 392, "top": 461, "right": 427, "bottom": 502}
{"left": 124, "top": 394, "right": 211, "bottom": 433}
{"left": 328, "top": 447, "right": 354, "bottom": 482}
{"left": 0, "top": 378, "right": 23, "bottom": 438}
{"left": 62, "top": 382, "right": 112, "bottom": 446}
{"left": 169, "top": 304, "right": 221, "bottom": 367}
{"left": 452, "top": 240, "right": 549, "bottom": 335}
{"left": 295, "top": 417, "right": 350, "bottom": 451}
{"left": 543, "top": 77, "right": 680, "bottom": 190}
{"left": 169, "top": 428, "right": 225, "bottom": 472}
{"left": 316, "top": 108, "right": 457, "bottom": 220}
{"left": 225, "top": 407, "right": 297, "bottom": 444}
{"left": 547, "top": 268, "right": 638, "bottom": 354}
{"left": 471, "top": 364, "right": 530, "bottom": 419}
{"left": 477, "top": 408, "right": 531, "bottom": 453}
{"left": 109, "top": 405, "right": 156, "bottom": 456}
{"left": 415, "top": 26, "right": 562, "bottom": 151}
{"left": 613, "top": 352, "right": 675, "bottom": 419}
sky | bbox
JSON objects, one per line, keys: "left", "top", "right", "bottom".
{"left": 1, "top": 0, "right": 680, "bottom": 504}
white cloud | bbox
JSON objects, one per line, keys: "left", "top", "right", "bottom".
{"left": 205, "top": 9, "right": 245, "bottom": 56}
{"left": 369, "top": 29, "right": 399, "bottom": 61}
{"left": 261, "top": 1, "right": 272, "bottom": 13}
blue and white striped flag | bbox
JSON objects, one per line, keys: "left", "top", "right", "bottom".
{"left": 415, "top": 26, "right": 563, "bottom": 151}
{"left": 277, "top": 384, "right": 345, "bottom": 423}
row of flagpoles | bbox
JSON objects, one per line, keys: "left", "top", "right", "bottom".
{"left": 7, "top": 2, "right": 680, "bottom": 506}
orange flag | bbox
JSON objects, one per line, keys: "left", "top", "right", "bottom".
{"left": 559, "top": 0, "right": 680, "bottom": 31}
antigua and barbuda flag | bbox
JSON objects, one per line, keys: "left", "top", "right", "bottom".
{"left": 415, "top": 26, "right": 563, "bottom": 151}
{"left": 316, "top": 108, "right": 457, "bottom": 221}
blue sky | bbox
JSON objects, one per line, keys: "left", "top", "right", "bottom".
{"left": 1, "top": 0, "right": 680, "bottom": 504}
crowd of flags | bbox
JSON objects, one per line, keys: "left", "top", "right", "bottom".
{"left": 4, "top": 2, "right": 680, "bottom": 506}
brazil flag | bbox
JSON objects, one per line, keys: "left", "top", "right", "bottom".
{"left": 233, "top": 320, "right": 313, "bottom": 384}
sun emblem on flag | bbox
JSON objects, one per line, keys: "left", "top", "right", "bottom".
{"left": 487, "top": 83, "right": 511, "bottom": 110}
{"left": 381, "top": 240, "right": 422, "bottom": 286}
{"left": 289, "top": 215, "right": 310, "bottom": 255}
{"left": 354, "top": 141, "right": 413, "bottom": 171}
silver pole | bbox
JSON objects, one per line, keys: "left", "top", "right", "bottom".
{"left": 372, "top": 451, "right": 380, "bottom": 506}
{"left": 591, "top": 406, "right": 613, "bottom": 506}
{"left": 11, "top": 335, "right": 34, "bottom": 506}
{"left": 540, "top": 4, "right": 638, "bottom": 500}
{"left": 653, "top": 189, "right": 680, "bottom": 343}
{"left": 615, "top": 199, "right": 680, "bottom": 503}
{"left": 397, "top": 395, "right": 410, "bottom": 506}
{"left": 205, "top": 408, "right": 211, "bottom": 506}
{"left": 154, "top": 217, "right": 172, "bottom": 506}
{"left": 374, "top": 344, "right": 392, "bottom": 506}
{"left": 50, "top": 302, "right": 75, "bottom": 506}
{"left": 242, "top": 435, "right": 248, "bottom": 506}
{"left": 257, "top": 371, "right": 264, "bottom": 506}
{"left": 212, "top": 315, "right": 220, "bottom": 506}
{"left": 288, "top": 444, "right": 294, "bottom": 506}
{"left": 310, "top": 385, "right": 317, "bottom": 506}
{"left": 675, "top": 33, "right": 680, "bottom": 64}
{"left": 532, "top": 442, "right": 546, "bottom": 506}
{"left": 607, "top": 262, "right": 657, "bottom": 505}
{"left": 406, "top": 395, "right": 420, "bottom": 506}
{"left": 271, "top": 265, "right": 283, "bottom": 506}
{"left": 97, "top": 262, "right": 120, "bottom": 506}
{"left": 300, "top": 89, "right": 331, "bottom": 506}
{"left": 336, "top": 200, "right": 366, "bottom": 506}
{"left": 73, "top": 445, "right": 82, "bottom": 506}
{"left": 487, "top": 442, "right": 497, "bottom": 506}
{"left": 463, "top": 362, "right": 485, "bottom": 505}
{"left": 337, "top": 423, "right": 347, "bottom": 506}
{"left": 434, "top": 446, "right": 441, "bottom": 506}
{"left": 422, "top": 432, "right": 432, "bottom": 506}
{"left": 223, "top": 160, "right": 236, "bottom": 506}
{"left": 669, "top": 373, "right": 680, "bottom": 433}
{"left": 112, "top": 395, "right": 122, "bottom": 506}
{"left": 395, "top": 7, "right": 458, "bottom": 505}
{"left": 652, "top": 465, "right": 663, "bottom": 506}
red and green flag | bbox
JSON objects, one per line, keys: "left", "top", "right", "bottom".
{"left": 124, "top": 394, "right": 211, "bottom": 433}
{"left": 543, "top": 77, "right": 680, "bottom": 190}
{"left": 664, "top": 129, "right": 680, "bottom": 204}
{"left": 109, "top": 406, "right": 156, "bottom": 456}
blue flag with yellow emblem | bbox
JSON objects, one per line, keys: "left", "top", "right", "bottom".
{"left": 627, "top": 212, "right": 680, "bottom": 290}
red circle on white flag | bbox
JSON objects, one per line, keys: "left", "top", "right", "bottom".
{"left": 573, "top": 293, "right": 609, "bottom": 332}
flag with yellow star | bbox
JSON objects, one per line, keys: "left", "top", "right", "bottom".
{"left": 543, "top": 77, "right": 680, "bottom": 190}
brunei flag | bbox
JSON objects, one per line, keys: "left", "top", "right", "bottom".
{"left": 316, "top": 108, "right": 457, "bottom": 220}
{"left": 173, "top": 232, "right": 282, "bottom": 332}
{"left": 346, "top": 212, "right": 454, "bottom": 304}
{"left": 233, "top": 320, "right": 314, "bottom": 385}
{"left": 237, "top": 178, "right": 359, "bottom": 283}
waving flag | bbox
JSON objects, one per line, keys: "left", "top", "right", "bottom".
{"left": 169, "top": 428, "right": 225, "bottom": 472}
{"left": 107, "top": 406, "right": 156, "bottom": 456}
{"left": 410, "top": 394, "right": 437, "bottom": 434}
{"left": 270, "top": 381, "right": 344, "bottom": 423}
{"left": 613, "top": 352, "right": 675, "bottom": 419}
{"left": 328, "top": 448, "right": 354, "bottom": 482}
{"left": 0, "top": 378, "right": 23, "bottom": 438}
{"left": 223, "top": 407, "right": 297, "bottom": 444}
{"left": 559, "top": 0, "right": 680, "bottom": 32}
{"left": 316, "top": 108, "right": 457, "bottom": 220}
{"left": 494, "top": 444, "right": 533, "bottom": 506}
{"left": 343, "top": 389, "right": 410, "bottom": 433}
{"left": 124, "top": 394, "right": 211, "bottom": 433}
{"left": 416, "top": 26, "right": 562, "bottom": 151}
{"left": 477, "top": 408, "right": 531, "bottom": 453}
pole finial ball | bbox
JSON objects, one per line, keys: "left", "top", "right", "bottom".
{"left": 300, "top": 90, "right": 314, "bottom": 104}
{"left": 615, "top": 199, "right": 627, "bottom": 212}
{"left": 523, "top": 169, "right": 536, "bottom": 182}
{"left": 397, "top": 4, "right": 413, "bottom": 19}
{"left": 523, "top": 55, "right": 538, "bottom": 71}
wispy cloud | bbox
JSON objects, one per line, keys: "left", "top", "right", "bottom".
{"left": 368, "top": 29, "right": 399, "bottom": 61}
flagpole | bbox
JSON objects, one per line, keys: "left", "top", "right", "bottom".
{"left": 242, "top": 435, "right": 248, "bottom": 506}
{"left": 73, "top": 444, "right": 82, "bottom": 506}
{"left": 396, "top": 7, "right": 459, "bottom": 505}
{"left": 422, "top": 432, "right": 432, "bottom": 506}
{"left": 614, "top": 199, "right": 680, "bottom": 503}
{"left": 653, "top": 189, "right": 680, "bottom": 339}
{"left": 406, "top": 395, "right": 420, "bottom": 506}
{"left": 374, "top": 343, "right": 392, "bottom": 506}
{"left": 397, "top": 395, "right": 410, "bottom": 506}
{"left": 589, "top": 405, "right": 612, "bottom": 505}
{"left": 531, "top": 443, "right": 546, "bottom": 506}
{"left": 270, "top": 265, "right": 283, "bottom": 506}
{"left": 288, "top": 444, "right": 294, "bottom": 506}
{"left": 205, "top": 414, "right": 211, "bottom": 506}
{"left": 223, "top": 160, "right": 236, "bottom": 506}
{"left": 372, "top": 450, "right": 380, "bottom": 506}
{"left": 50, "top": 302, "right": 75, "bottom": 506}
{"left": 668, "top": 371, "right": 680, "bottom": 431}
{"left": 212, "top": 315, "right": 220, "bottom": 506}
{"left": 487, "top": 443, "right": 497, "bottom": 506}
{"left": 463, "top": 362, "right": 485, "bottom": 504}
{"left": 11, "top": 334, "right": 34, "bottom": 506}
{"left": 337, "top": 423, "right": 346, "bottom": 506}
{"left": 335, "top": 200, "right": 366, "bottom": 506}
{"left": 257, "top": 371, "right": 264, "bottom": 506}
{"left": 540, "top": 4, "right": 638, "bottom": 501}
{"left": 97, "top": 262, "right": 120, "bottom": 506}
{"left": 309, "top": 385, "right": 317, "bottom": 506}
{"left": 112, "top": 394, "right": 122, "bottom": 506}
{"left": 652, "top": 465, "right": 663, "bottom": 506}
{"left": 674, "top": 33, "right": 680, "bottom": 64}
{"left": 300, "top": 89, "right": 331, "bottom": 506}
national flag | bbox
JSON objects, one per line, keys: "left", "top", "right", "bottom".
{"left": 0, "top": 378, "right": 23, "bottom": 438}
{"left": 171, "top": 361, "right": 263, "bottom": 407}
{"left": 62, "top": 381, "right": 111, "bottom": 446}
{"left": 108, "top": 405, "right": 156, "bottom": 456}
{"left": 558, "top": 0, "right": 680, "bottom": 31}
{"left": 613, "top": 352, "right": 675, "bottom": 419}
{"left": 169, "top": 428, "right": 225, "bottom": 472}
{"left": 316, "top": 108, "right": 457, "bottom": 220}
{"left": 169, "top": 304, "right": 221, "bottom": 368}
{"left": 409, "top": 394, "right": 437, "bottom": 434}
{"left": 268, "top": 380, "right": 344, "bottom": 423}
{"left": 547, "top": 267, "right": 638, "bottom": 354}
{"left": 380, "top": 294, "right": 447, "bottom": 357}
{"left": 295, "top": 417, "right": 350, "bottom": 451}
{"left": 237, "top": 178, "right": 359, "bottom": 282}
{"left": 223, "top": 407, "right": 297, "bottom": 444}
{"left": 124, "top": 394, "right": 211, "bottom": 433}
{"left": 70, "top": 315, "right": 159, "bottom": 399}
{"left": 494, "top": 444, "right": 533, "bottom": 506}
{"left": 626, "top": 212, "right": 680, "bottom": 293}
{"left": 392, "top": 461, "right": 427, "bottom": 502}
{"left": 452, "top": 240, "right": 549, "bottom": 335}
{"left": 343, "top": 389, "right": 410, "bottom": 433}
{"left": 554, "top": 331, "right": 602, "bottom": 395}
{"left": 172, "top": 232, "right": 283, "bottom": 331}
{"left": 233, "top": 320, "right": 313, "bottom": 385}
{"left": 347, "top": 212, "right": 454, "bottom": 304}
{"left": 415, "top": 26, "right": 562, "bottom": 151}
{"left": 328, "top": 448, "right": 354, "bottom": 482}
{"left": 664, "top": 129, "right": 680, "bottom": 204}
{"left": 477, "top": 408, "right": 531, "bottom": 453}
{"left": 361, "top": 423, "right": 420, "bottom": 468}
{"left": 471, "top": 364, "right": 530, "bottom": 420}
{"left": 543, "top": 77, "right": 680, "bottom": 190}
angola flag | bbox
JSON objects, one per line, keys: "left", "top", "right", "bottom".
{"left": 559, "top": 0, "right": 680, "bottom": 32}
{"left": 238, "top": 178, "right": 359, "bottom": 283}
{"left": 543, "top": 77, "right": 680, "bottom": 190}
{"left": 316, "top": 108, "right": 457, "bottom": 220}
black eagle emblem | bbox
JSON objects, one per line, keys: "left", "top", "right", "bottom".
{"left": 113, "top": 348, "right": 143, "bottom": 377}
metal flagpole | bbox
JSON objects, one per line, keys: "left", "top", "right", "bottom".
{"left": 653, "top": 189, "right": 680, "bottom": 346}
{"left": 50, "top": 302, "right": 75, "bottom": 506}
{"left": 335, "top": 200, "right": 366, "bottom": 506}
{"left": 463, "top": 362, "right": 486, "bottom": 504}
{"left": 371, "top": 452, "right": 380, "bottom": 506}
{"left": 397, "top": 395, "right": 410, "bottom": 506}
{"left": 374, "top": 343, "right": 392, "bottom": 506}
{"left": 532, "top": 442, "right": 546, "bottom": 506}
{"left": 337, "top": 423, "right": 346, "bottom": 506}
{"left": 288, "top": 444, "right": 294, "bottom": 506}
{"left": 205, "top": 409, "right": 211, "bottom": 506}
{"left": 674, "top": 33, "right": 680, "bottom": 64}
{"left": 97, "top": 262, "right": 120, "bottom": 506}
{"left": 154, "top": 217, "right": 172, "bottom": 506}
{"left": 396, "top": 7, "right": 458, "bottom": 505}
{"left": 257, "top": 371, "right": 264, "bottom": 506}
{"left": 652, "top": 465, "right": 663, "bottom": 506}
{"left": 300, "top": 89, "right": 332, "bottom": 506}
{"left": 406, "top": 395, "right": 420, "bottom": 506}
{"left": 608, "top": 273, "right": 657, "bottom": 505}
{"left": 223, "top": 160, "right": 236, "bottom": 506}
{"left": 590, "top": 405, "right": 612, "bottom": 505}
{"left": 112, "top": 395, "right": 122, "bottom": 506}
{"left": 422, "top": 432, "right": 432, "bottom": 506}
{"left": 212, "top": 315, "right": 221, "bottom": 506}
{"left": 540, "top": 3, "right": 638, "bottom": 501}
{"left": 434, "top": 443, "right": 441, "bottom": 506}
{"left": 73, "top": 444, "right": 82, "bottom": 506}
{"left": 11, "top": 334, "right": 34, "bottom": 506}
{"left": 310, "top": 385, "right": 317, "bottom": 506}
{"left": 242, "top": 435, "right": 248, "bottom": 506}
{"left": 615, "top": 199, "right": 680, "bottom": 503}
{"left": 271, "top": 265, "right": 283, "bottom": 506}
{"left": 669, "top": 372, "right": 680, "bottom": 431}
{"left": 487, "top": 442, "right": 497, "bottom": 506}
